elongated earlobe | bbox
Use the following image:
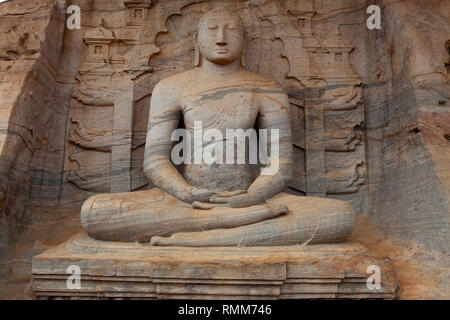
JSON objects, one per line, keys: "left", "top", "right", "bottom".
{"left": 195, "top": 46, "right": 200, "bottom": 66}
{"left": 240, "top": 30, "right": 247, "bottom": 68}
{"left": 194, "top": 32, "right": 200, "bottom": 67}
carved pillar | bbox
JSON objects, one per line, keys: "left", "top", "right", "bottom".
{"left": 305, "top": 104, "right": 326, "bottom": 197}
{"left": 111, "top": 81, "right": 134, "bottom": 193}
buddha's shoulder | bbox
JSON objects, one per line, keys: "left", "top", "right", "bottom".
{"left": 154, "top": 68, "right": 284, "bottom": 92}
{"left": 153, "top": 69, "right": 198, "bottom": 93}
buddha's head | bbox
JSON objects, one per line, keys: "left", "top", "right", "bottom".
{"left": 195, "top": 8, "right": 246, "bottom": 67}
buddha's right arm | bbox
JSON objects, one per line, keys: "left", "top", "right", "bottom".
{"left": 143, "top": 81, "right": 195, "bottom": 204}
{"left": 144, "top": 154, "right": 194, "bottom": 204}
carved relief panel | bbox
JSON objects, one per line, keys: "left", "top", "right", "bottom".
{"left": 66, "top": 0, "right": 368, "bottom": 213}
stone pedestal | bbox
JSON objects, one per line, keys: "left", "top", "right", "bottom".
{"left": 32, "top": 233, "right": 397, "bottom": 299}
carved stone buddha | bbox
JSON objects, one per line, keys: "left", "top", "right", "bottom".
{"left": 80, "top": 9, "right": 355, "bottom": 246}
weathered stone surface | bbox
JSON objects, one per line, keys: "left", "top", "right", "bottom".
{"left": 0, "top": 0, "right": 69, "bottom": 290}
{"left": 32, "top": 232, "right": 397, "bottom": 300}
{"left": 0, "top": 0, "right": 448, "bottom": 299}
{"left": 72, "top": 6, "right": 359, "bottom": 248}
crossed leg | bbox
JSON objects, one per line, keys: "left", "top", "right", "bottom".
{"left": 80, "top": 188, "right": 288, "bottom": 242}
{"left": 150, "top": 193, "right": 355, "bottom": 246}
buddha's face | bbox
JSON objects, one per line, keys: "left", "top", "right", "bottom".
{"left": 197, "top": 12, "right": 244, "bottom": 66}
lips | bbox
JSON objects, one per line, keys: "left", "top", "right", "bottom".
{"left": 215, "top": 48, "right": 229, "bottom": 53}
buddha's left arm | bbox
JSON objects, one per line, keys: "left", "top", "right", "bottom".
{"left": 247, "top": 87, "right": 294, "bottom": 199}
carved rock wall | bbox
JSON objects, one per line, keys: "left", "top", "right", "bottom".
{"left": 0, "top": 0, "right": 67, "bottom": 283}
{"left": 347, "top": 0, "right": 449, "bottom": 252}
{"left": 63, "top": 0, "right": 369, "bottom": 215}
{"left": 0, "top": 0, "right": 448, "bottom": 298}
{"left": 310, "top": 0, "right": 449, "bottom": 253}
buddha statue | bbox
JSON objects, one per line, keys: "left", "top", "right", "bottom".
{"left": 80, "top": 8, "right": 355, "bottom": 246}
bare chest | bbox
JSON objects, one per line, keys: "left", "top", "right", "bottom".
{"left": 181, "top": 89, "right": 259, "bottom": 131}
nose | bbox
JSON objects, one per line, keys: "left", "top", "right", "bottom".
{"left": 216, "top": 27, "right": 227, "bottom": 46}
